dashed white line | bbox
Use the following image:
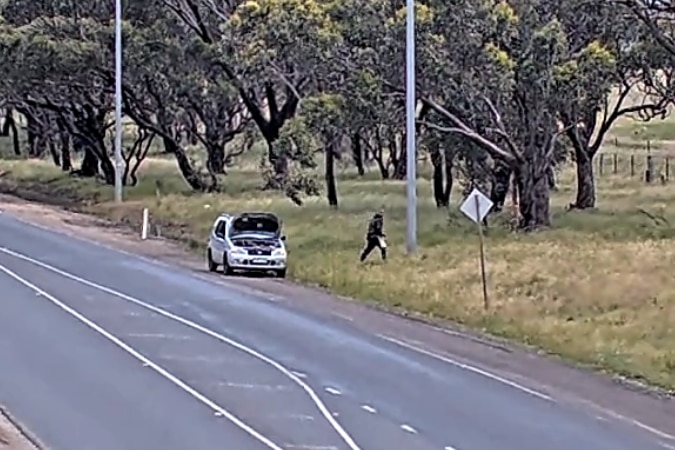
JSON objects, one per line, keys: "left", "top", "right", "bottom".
{"left": 0, "top": 263, "right": 285, "bottom": 450}
{"left": 400, "top": 424, "right": 417, "bottom": 434}
{"left": 284, "top": 445, "right": 338, "bottom": 450}
{"left": 126, "top": 333, "right": 192, "bottom": 340}
{"left": 291, "top": 370, "right": 307, "bottom": 378}
{"left": 360, "top": 405, "right": 376, "bottom": 414}
{"left": 221, "top": 382, "right": 290, "bottom": 391}
{"left": 324, "top": 387, "right": 341, "bottom": 395}
{"left": 660, "top": 441, "right": 675, "bottom": 450}
{"left": 331, "top": 312, "right": 354, "bottom": 322}
{"left": 0, "top": 246, "right": 362, "bottom": 450}
{"left": 378, "top": 334, "right": 552, "bottom": 402}
{"left": 444, "top": 446, "right": 458, "bottom": 450}
{"left": 588, "top": 403, "right": 675, "bottom": 442}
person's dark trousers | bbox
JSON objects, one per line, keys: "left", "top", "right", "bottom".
{"left": 360, "top": 236, "right": 386, "bottom": 261}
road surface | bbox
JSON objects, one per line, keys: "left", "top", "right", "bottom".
{"left": 0, "top": 211, "right": 672, "bottom": 450}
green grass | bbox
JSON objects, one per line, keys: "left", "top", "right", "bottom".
{"left": 2, "top": 151, "right": 675, "bottom": 390}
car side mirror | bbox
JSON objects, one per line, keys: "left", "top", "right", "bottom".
{"left": 281, "top": 235, "right": 286, "bottom": 241}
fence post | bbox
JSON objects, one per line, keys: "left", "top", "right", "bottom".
{"left": 599, "top": 153, "right": 604, "bottom": 176}
{"left": 645, "top": 154, "right": 654, "bottom": 184}
{"left": 630, "top": 154, "right": 635, "bottom": 177}
{"left": 667, "top": 157, "right": 670, "bottom": 181}
{"left": 612, "top": 153, "right": 618, "bottom": 174}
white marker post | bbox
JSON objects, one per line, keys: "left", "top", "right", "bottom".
{"left": 141, "top": 208, "right": 149, "bottom": 240}
{"left": 460, "top": 188, "right": 494, "bottom": 310}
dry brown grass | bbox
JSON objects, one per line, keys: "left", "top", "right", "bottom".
{"left": 2, "top": 118, "right": 675, "bottom": 389}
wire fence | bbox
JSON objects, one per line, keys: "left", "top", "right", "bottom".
{"left": 595, "top": 152, "right": 672, "bottom": 182}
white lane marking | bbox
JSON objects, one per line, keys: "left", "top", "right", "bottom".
{"left": 221, "top": 382, "right": 291, "bottom": 392}
{"left": 126, "top": 333, "right": 193, "bottom": 340}
{"left": 0, "top": 246, "right": 362, "bottom": 450}
{"left": 660, "top": 441, "right": 675, "bottom": 450}
{"left": 324, "top": 387, "right": 341, "bottom": 395}
{"left": 268, "top": 413, "right": 315, "bottom": 422}
{"left": 445, "top": 446, "right": 458, "bottom": 450}
{"left": 291, "top": 371, "right": 307, "bottom": 379}
{"left": 0, "top": 264, "right": 285, "bottom": 450}
{"left": 400, "top": 424, "right": 417, "bottom": 434}
{"left": 378, "top": 334, "right": 553, "bottom": 402}
{"left": 360, "top": 405, "right": 376, "bottom": 414}
{"left": 597, "top": 406, "right": 675, "bottom": 442}
{"left": 285, "top": 445, "right": 338, "bottom": 450}
{"left": 331, "top": 312, "right": 353, "bottom": 322}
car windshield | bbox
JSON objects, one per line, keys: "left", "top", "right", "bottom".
{"left": 230, "top": 214, "right": 280, "bottom": 237}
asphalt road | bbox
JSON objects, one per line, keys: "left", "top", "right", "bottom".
{"left": 0, "top": 211, "right": 672, "bottom": 450}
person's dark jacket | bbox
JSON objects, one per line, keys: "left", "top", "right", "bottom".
{"left": 366, "top": 214, "right": 384, "bottom": 239}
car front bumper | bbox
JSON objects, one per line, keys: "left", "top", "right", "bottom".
{"left": 228, "top": 255, "right": 287, "bottom": 270}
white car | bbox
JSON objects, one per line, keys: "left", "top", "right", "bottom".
{"left": 206, "top": 212, "right": 288, "bottom": 278}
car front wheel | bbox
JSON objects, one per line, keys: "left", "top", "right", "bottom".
{"left": 275, "top": 268, "right": 287, "bottom": 278}
{"left": 207, "top": 249, "right": 218, "bottom": 272}
{"left": 223, "top": 252, "right": 234, "bottom": 275}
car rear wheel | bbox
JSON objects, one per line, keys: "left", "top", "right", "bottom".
{"left": 275, "top": 268, "right": 287, "bottom": 278}
{"left": 207, "top": 249, "right": 218, "bottom": 272}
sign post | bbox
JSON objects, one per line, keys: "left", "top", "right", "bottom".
{"left": 460, "top": 188, "right": 494, "bottom": 310}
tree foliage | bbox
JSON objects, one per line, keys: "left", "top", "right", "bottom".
{"left": 0, "top": 0, "right": 673, "bottom": 229}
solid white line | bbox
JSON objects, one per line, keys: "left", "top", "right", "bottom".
{"left": 0, "top": 246, "right": 362, "bottom": 450}
{"left": 0, "top": 263, "right": 284, "bottom": 450}
{"left": 377, "top": 334, "right": 553, "bottom": 402}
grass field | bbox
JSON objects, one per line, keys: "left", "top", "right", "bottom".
{"left": 1, "top": 119, "right": 675, "bottom": 391}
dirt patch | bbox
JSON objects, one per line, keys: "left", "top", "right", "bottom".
{"left": 0, "top": 408, "right": 38, "bottom": 450}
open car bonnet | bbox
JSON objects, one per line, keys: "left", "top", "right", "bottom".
{"left": 230, "top": 213, "right": 281, "bottom": 238}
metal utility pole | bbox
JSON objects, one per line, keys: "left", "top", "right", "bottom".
{"left": 405, "top": 0, "right": 417, "bottom": 254}
{"left": 113, "top": 0, "right": 123, "bottom": 202}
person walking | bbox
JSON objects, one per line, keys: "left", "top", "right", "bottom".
{"left": 360, "top": 211, "right": 386, "bottom": 262}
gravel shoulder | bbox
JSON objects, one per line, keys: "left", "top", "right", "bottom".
{"left": 0, "top": 407, "right": 37, "bottom": 450}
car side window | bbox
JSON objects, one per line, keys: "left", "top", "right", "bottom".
{"left": 214, "top": 220, "right": 226, "bottom": 238}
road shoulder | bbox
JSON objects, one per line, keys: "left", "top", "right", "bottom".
{"left": 0, "top": 407, "right": 38, "bottom": 450}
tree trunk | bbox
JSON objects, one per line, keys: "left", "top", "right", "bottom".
{"left": 95, "top": 139, "right": 116, "bottom": 185}
{"left": 162, "top": 137, "right": 209, "bottom": 192}
{"left": 60, "top": 133, "right": 72, "bottom": 171}
{"left": 266, "top": 140, "right": 289, "bottom": 188}
{"left": 79, "top": 147, "right": 99, "bottom": 177}
{"left": 352, "top": 133, "right": 365, "bottom": 176}
{"left": 325, "top": 143, "right": 338, "bottom": 208}
{"left": 490, "top": 160, "right": 512, "bottom": 212}
{"left": 206, "top": 143, "right": 226, "bottom": 175}
{"left": 26, "top": 126, "right": 40, "bottom": 157}
{"left": 392, "top": 134, "right": 406, "bottom": 180}
{"left": 515, "top": 163, "right": 551, "bottom": 230}
{"left": 443, "top": 150, "right": 453, "bottom": 206}
{"left": 47, "top": 139, "right": 60, "bottom": 167}
{"left": 572, "top": 148, "right": 596, "bottom": 209}
{"left": 1, "top": 109, "right": 21, "bottom": 156}
{"left": 430, "top": 144, "right": 445, "bottom": 207}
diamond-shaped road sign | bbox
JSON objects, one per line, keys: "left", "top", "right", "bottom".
{"left": 460, "top": 188, "right": 494, "bottom": 224}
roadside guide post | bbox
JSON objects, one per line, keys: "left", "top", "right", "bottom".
{"left": 459, "top": 188, "right": 494, "bottom": 310}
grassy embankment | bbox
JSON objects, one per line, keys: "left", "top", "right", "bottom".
{"left": 1, "top": 118, "right": 675, "bottom": 390}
